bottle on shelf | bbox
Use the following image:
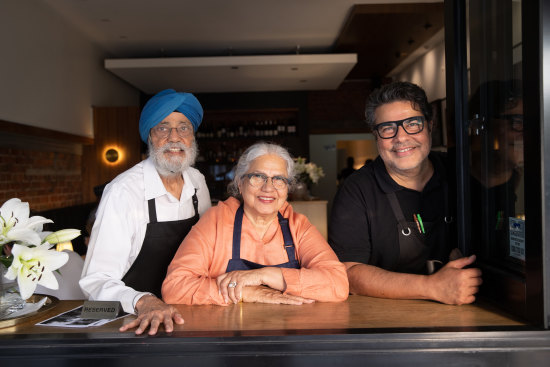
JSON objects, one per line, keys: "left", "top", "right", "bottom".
{"left": 287, "top": 119, "right": 297, "bottom": 135}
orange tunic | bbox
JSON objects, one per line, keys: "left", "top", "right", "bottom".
{"left": 162, "top": 197, "right": 349, "bottom": 305}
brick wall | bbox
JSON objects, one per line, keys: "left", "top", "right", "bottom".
{"left": 0, "top": 146, "right": 83, "bottom": 211}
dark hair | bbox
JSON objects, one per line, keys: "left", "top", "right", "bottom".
{"left": 365, "top": 81, "right": 432, "bottom": 131}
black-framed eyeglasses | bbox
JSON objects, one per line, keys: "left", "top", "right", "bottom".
{"left": 497, "top": 114, "right": 523, "bottom": 132}
{"left": 373, "top": 116, "right": 426, "bottom": 139}
{"left": 243, "top": 173, "right": 291, "bottom": 190}
{"left": 151, "top": 124, "right": 194, "bottom": 139}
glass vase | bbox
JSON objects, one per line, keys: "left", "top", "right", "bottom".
{"left": 0, "top": 263, "right": 26, "bottom": 319}
{"left": 291, "top": 181, "right": 310, "bottom": 201}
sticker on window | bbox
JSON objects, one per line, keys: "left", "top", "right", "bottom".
{"left": 509, "top": 217, "right": 525, "bottom": 261}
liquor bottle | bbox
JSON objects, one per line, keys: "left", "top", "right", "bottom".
{"left": 288, "top": 120, "right": 297, "bottom": 135}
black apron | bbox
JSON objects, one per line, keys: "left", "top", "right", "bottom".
{"left": 386, "top": 184, "right": 453, "bottom": 275}
{"left": 225, "top": 205, "right": 300, "bottom": 272}
{"left": 122, "top": 190, "right": 199, "bottom": 297}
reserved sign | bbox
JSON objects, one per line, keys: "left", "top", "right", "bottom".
{"left": 81, "top": 301, "right": 123, "bottom": 319}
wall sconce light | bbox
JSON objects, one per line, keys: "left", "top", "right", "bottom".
{"left": 105, "top": 148, "right": 120, "bottom": 163}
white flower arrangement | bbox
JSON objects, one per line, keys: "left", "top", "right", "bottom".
{"left": 294, "top": 157, "right": 325, "bottom": 187}
{"left": 0, "top": 198, "right": 80, "bottom": 299}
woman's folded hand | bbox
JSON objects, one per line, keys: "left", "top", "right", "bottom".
{"left": 217, "top": 267, "right": 286, "bottom": 304}
{"left": 242, "top": 285, "right": 314, "bottom": 305}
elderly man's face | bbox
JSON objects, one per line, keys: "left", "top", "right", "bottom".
{"left": 374, "top": 101, "right": 432, "bottom": 177}
{"left": 149, "top": 112, "right": 197, "bottom": 176}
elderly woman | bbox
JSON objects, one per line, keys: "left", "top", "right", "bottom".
{"left": 162, "top": 142, "right": 348, "bottom": 305}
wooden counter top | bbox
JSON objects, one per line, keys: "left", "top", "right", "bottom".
{"left": 0, "top": 295, "right": 526, "bottom": 336}
{"left": 1, "top": 296, "right": 549, "bottom": 367}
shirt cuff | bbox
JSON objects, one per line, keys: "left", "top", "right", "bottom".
{"left": 131, "top": 292, "right": 154, "bottom": 314}
{"left": 280, "top": 268, "right": 300, "bottom": 296}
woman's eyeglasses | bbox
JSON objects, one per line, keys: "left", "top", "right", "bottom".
{"left": 244, "top": 173, "right": 290, "bottom": 190}
{"left": 373, "top": 116, "right": 426, "bottom": 139}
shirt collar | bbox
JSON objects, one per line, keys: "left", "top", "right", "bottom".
{"left": 143, "top": 157, "right": 197, "bottom": 201}
{"left": 179, "top": 170, "right": 197, "bottom": 202}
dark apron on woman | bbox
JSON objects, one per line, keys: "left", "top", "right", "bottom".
{"left": 225, "top": 205, "right": 300, "bottom": 272}
{"left": 386, "top": 184, "right": 453, "bottom": 275}
{"left": 122, "top": 190, "right": 199, "bottom": 297}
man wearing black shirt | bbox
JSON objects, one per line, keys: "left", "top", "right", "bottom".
{"left": 329, "top": 81, "right": 482, "bottom": 305}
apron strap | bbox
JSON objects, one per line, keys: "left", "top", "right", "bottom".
{"left": 149, "top": 188, "right": 199, "bottom": 225}
{"left": 147, "top": 198, "right": 158, "bottom": 223}
{"left": 278, "top": 212, "right": 297, "bottom": 263}
{"left": 443, "top": 181, "right": 453, "bottom": 223}
{"left": 386, "top": 192, "right": 411, "bottom": 236}
{"left": 192, "top": 189, "right": 199, "bottom": 217}
{"left": 231, "top": 205, "right": 297, "bottom": 263}
{"left": 232, "top": 206, "right": 245, "bottom": 260}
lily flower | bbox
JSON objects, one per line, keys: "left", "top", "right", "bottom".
{"left": 4, "top": 242, "right": 69, "bottom": 299}
{"left": 0, "top": 198, "right": 52, "bottom": 246}
{"left": 42, "top": 229, "right": 81, "bottom": 247}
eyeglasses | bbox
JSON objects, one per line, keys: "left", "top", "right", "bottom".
{"left": 497, "top": 114, "right": 523, "bottom": 132}
{"left": 373, "top": 116, "right": 426, "bottom": 139}
{"left": 151, "top": 124, "right": 194, "bottom": 139}
{"left": 244, "top": 173, "right": 291, "bottom": 190}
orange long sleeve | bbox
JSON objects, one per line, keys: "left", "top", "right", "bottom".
{"left": 162, "top": 197, "right": 349, "bottom": 305}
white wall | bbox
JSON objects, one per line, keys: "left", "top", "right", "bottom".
{"left": 0, "top": 1, "right": 139, "bottom": 138}
{"left": 394, "top": 40, "right": 446, "bottom": 102}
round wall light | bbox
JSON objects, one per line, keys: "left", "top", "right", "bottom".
{"left": 105, "top": 148, "right": 119, "bottom": 163}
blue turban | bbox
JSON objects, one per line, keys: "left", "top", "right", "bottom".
{"left": 138, "top": 89, "right": 203, "bottom": 143}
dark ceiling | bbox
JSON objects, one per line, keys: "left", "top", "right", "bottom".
{"left": 336, "top": 3, "right": 444, "bottom": 80}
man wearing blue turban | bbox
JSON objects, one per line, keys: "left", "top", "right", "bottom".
{"left": 81, "top": 89, "right": 211, "bottom": 335}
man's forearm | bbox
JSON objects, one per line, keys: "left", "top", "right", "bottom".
{"left": 345, "top": 262, "right": 432, "bottom": 300}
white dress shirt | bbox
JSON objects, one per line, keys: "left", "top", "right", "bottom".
{"left": 80, "top": 157, "right": 211, "bottom": 313}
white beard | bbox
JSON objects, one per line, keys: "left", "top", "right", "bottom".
{"left": 148, "top": 139, "right": 198, "bottom": 178}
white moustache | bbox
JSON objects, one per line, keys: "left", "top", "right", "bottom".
{"left": 162, "top": 143, "right": 187, "bottom": 153}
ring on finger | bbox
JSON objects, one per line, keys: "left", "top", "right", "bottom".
{"left": 228, "top": 281, "right": 237, "bottom": 288}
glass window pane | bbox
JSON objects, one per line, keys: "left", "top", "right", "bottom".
{"left": 467, "top": 0, "right": 525, "bottom": 273}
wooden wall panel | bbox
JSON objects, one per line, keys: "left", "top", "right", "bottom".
{"left": 82, "top": 107, "right": 141, "bottom": 203}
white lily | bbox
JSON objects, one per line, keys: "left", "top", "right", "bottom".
{"left": 0, "top": 198, "right": 52, "bottom": 246}
{"left": 42, "top": 229, "right": 81, "bottom": 246}
{"left": 4, "top": 243, "right": 69, "bottom": 299}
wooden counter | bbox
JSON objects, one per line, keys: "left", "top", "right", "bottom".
{"left": 0, "top": 295, "right": 526, "bottom": 336}
{"left": 1, "top": 296, "right": 549, "bottom": 366}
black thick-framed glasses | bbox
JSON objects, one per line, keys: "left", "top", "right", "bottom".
{"left": 497, "top": 114, "right": 523, "bottom": 132}
{"left": 243, "top": 173, "right": 291, "bottom": 190}
{"left": 373, "top": 116, "right": 426, "bottom": 139}
{"left": 151, "top": 123, "right": 194, "bottom": 139}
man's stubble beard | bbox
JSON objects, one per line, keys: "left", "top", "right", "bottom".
{"left": 148, "top": 138, "right": 198, "bottom": 178}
